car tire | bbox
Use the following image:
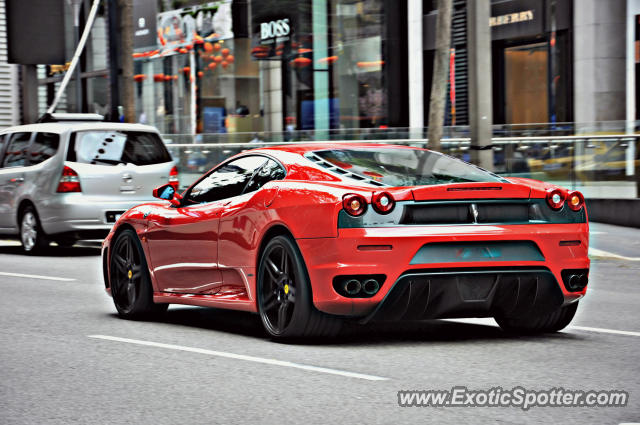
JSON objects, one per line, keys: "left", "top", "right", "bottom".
{"left": 495, "top": 301, "right": 579, "bottom": 334}
{"left": 19, "top": 205, "right": 49, "bottom": 254}
{"left": 109, "top": 229, "right": 168, "bottom": 319}
{"left": 257, "top": 235, "right": 342, "bottom": 340}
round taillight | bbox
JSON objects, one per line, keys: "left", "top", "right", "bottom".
{"left": 567, "top": 191, "right": 585, "bottom": 211}
{"left": 343, "top": 194, "right": 367, "bottom": 217}
{"left": 546, "top": 188, "right": 566, "bottom": 210}
{"left": 372, "top": 192, "right": 395, "bottom": 214}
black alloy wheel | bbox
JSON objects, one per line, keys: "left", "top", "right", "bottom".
{"left": 257, "top": 235, "right": 341, "bottom": 339}
{"left": 109, "top": 229, "right": 167, "bottom": 318}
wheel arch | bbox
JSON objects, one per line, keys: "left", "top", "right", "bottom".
{"left": 105, "top": 223, "right": 139, "bottom": 289}
{"left": 254, "top": 222, "right": 317, "bottom": 305}
{"left": 255, "top": 223, "right": 296, "bottom": 271}
{"left": 16, "top": 198, "right": 36, "bottom": 226}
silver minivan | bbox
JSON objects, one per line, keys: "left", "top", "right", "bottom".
{"left": 0, "top": 117, "right": 177, "bottom": 253}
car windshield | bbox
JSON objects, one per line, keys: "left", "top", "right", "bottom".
{"left": 67, "top": 131, "right": 172, "bottom": 166}
{"left": 313, "top": 147, "right": 506, "bottom": 186}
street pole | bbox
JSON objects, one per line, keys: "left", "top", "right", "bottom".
{"left": 119, "top": 0, "right": 135, "bottom": 123}
{"left": 69, "top": 0, "right": 83, "bottom": 112}
{"left": 107, "top": 0, "right": 121, "bottom": 122}
{"left": 426, "top": 0, "right": 452, "bottom": 152}
{"left": 467, "top": 0, "right": 494, "bottom": 170}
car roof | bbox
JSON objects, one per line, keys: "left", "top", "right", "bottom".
{"left": 0, "top": 122, "right": 160, "bottom": 135}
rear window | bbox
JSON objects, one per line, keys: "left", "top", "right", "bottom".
{"left": 67, "top": 131, "right": 172, "bottom": 166}
{"left": 312, "top": 148, "right": 506, "bottom": 186}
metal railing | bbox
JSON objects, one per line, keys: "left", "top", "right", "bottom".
{"left": 162, "top": 134, "right": 640, "bottom": 199}
{"left": 155, "top": 120, "right": 638, "bottom": 144}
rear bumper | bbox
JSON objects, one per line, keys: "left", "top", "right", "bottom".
{"left": 296, "top": 223, "right": 589, "bottom": 318}
{"left": 362, "top": 268, "right": 565, "bottom": 323}
{"left": 37, "top": 193, "right": 155, "bottom": 237}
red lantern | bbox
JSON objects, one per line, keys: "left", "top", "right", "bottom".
{"left": 318, "top": 56, "right": 338, "bottom": 65}
{"left": 213, "top": 43, "right": 221, "bottom": 52}
{"left": 221, "top": 61, "right": 229, "bottom": 69}
{"left": 221, "top": 47, "right": 230, "bottom": 57}
{"left": 213, "top": 56, "right": 223, "bottom": 63}
{"left": 153, "top": 73, "right": 165, "bottom": 82}
{"left": 208, "top": 62, "right": 217, "bottom": 70}
{"left": 133, "top": 74, "right": 146, "bottom": 82}
{"left": 226, "top": 54, "right": 234, "bottom": 64}
{"left": 290, "top": 57, "right": 312, "bottom": 68}
{"left": 204, "top": 42, "right": 214, "bottom": 53}
{"left": 197, "top": 71, "right": 204, "bottom": 78}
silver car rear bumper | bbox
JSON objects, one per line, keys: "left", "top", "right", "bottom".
{"left": 37, "top": 193, "right": 154, "bottom": 236}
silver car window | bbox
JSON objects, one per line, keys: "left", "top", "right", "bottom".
{"left": 30, "top": 133, "right": 60, "bottom": 165}
{"left": 2, "top": 132, "right": 32, "bottom": 168}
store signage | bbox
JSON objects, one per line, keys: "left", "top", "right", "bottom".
{"left": 490, "top": 10, "right": 534, "bottom": 27}
{"left": 489, "top": 0, "right": 543, "bottom": 41}
{"left": 259, "top": 18, "right": 291, "bottom": 42}
{"left": 133, "top": 0, "right": 158, "bottom": 49}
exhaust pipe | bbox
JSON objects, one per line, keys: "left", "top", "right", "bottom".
{"left": 578, "top": 274, "right": 588, "bottom": 287}
{"left": 569, "top": 274, "right": 581, "bottom": 289}
{"left": 343, "top": 279, "right": 362, "bottom": 296}
{"left": 568, "top": 274, "right": 588, "bottom": 290}
{"left": 362, "top": 279, "right": 380, "bottom": 295}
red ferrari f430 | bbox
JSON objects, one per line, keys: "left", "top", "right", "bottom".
{"left": 102, "top": 144, "right": 589, "bottom": 339}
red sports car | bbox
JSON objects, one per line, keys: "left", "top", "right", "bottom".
{"left": 102, "top": 143, "right": 589, "bottom": 339}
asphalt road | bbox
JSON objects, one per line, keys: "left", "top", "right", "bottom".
{"left": 1, "top": 222, "right": 639, "bottom": 424}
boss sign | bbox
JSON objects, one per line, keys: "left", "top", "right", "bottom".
{"left": 260, "top": 18, "right": 291, "bottom": 40}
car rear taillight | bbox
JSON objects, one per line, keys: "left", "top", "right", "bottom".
{"left": 343, "top": 194, "right": 367, "bottom": 217}
{"left": 546, "top": 188, "right": 565, "bottom": 210}
{"left": 567, "top": 190, "right": 585, "bottom": 211}
{"left": 56, "top": 166, "right": 82, "bottom": 193}
{"left": 169, "top": 166, "right": 179, "bottom": 190}
{"left": 372, "top": 191, "right": 395, "bottom": 214}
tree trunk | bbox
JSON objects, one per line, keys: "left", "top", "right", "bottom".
{"left": 426, "top": 0, "right": 453, "bottom": 152}
{"left": 119, "top": 0, "right": 134, "bottom": 123}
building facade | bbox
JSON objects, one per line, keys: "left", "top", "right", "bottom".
{"left": 9, "top": 0, "right": 634, "bottom": 135}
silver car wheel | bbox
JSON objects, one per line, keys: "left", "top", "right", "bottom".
{"left": 21, "top": 212, "right": 38, "bottom": 251}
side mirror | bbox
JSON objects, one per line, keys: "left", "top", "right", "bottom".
{"left": 153, "top": 184, "right": 181, "bottom": 206}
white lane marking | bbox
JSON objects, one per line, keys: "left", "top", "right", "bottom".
{"left": 0, "top": 240, "right": 21, "bottom": 246}
{"left": 568, "top": 326, "right": 640, "bottom": 338}
{"left": 588, "top": 247, "right": 640, "bottom": 262}
{"left": 88, "top": 335, "right": 389, "bottom": 381}
{"left": 0, "top": 271, "right": 76, "bottom": 282}
{"left": 445, "top": 318, "right": 640, "bottom": 337}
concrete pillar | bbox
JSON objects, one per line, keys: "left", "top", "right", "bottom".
{"left": 467, "top": 0, "right": 493, "bottom": 170}
{"left": 574, "top": 0, "right": 626, "bottom": 130}
{"left": 408, "top": 0, "right": 424, "bottom": 139}
{"left": 260, "top": 60, "right": 283, "bottom": 136}
{"left": 312, "top": 0, "right": 329, "bottom": 140}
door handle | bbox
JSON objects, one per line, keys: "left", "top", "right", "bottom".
{"left": 9, "top": 177, "right": 24, "bottom": 183}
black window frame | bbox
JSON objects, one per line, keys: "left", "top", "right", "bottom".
{"left": 182, "top": 154, "right": 287, "bottom": 207}
{"left": 0, "top": 134, "right": 7, "bottom": 168}
{"left": 2, "top": 132, "right": 34, "bottom": 169}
